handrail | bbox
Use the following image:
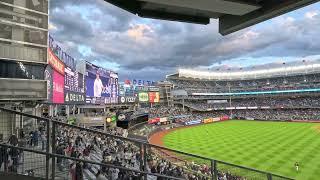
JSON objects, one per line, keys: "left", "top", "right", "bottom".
{"left": 0, "top": 107, "right": 294, "bottom": 180}
{"left": 0, "top": 143, "right": 184, "bottom": 180}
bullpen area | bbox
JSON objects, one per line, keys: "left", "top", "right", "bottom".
{"left": 151, "top": 120, "right": 320, "bottom": 180}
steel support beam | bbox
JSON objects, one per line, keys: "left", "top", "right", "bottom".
{"left": 219, "top": 0, "right": 320, "bottom": 35}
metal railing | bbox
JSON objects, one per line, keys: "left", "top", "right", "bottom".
{"left": 0, "top": 107, "right": 294, "bottom": 180}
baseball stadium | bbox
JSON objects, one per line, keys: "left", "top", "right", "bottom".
{"left": 145, "top": 63, "right": 320, "bottom": 180}
{"left": 1, "top": 0, "right": 320, "bottom": 180}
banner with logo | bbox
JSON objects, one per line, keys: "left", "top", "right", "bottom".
{"left": 149, "top": 92, "right": 160, "bottom": 103}
{"left": 64, "top": 66, "right": 85, "bottom": 104}
{"left": 44, "top": 65, "right": 53, "bottom": 103}
{"left": 203, "top": 118, "right": 213, "bottom": 124}
{"left": 148, "top": 118, "right": 160, "bottom": 124}
{"left": 148, "top": 86, "right": 160, "bottom": 92}
{"left": 119, "top": 96, "right": 137, "bottom": 104}
{"left": 185, "top": 120, "right": 202, "bottom": 126}
{"left": 48, "top": 49, "right": 65, "bottom": 75}
{"left": 53, "top": 70, "right": 64, "bottom": 104}
{"left": 138, "top": 92, "right": 149, "bottom": 102}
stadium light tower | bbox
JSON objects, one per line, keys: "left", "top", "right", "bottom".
{"left": 103, "top": 0, "right": 320, "bottom": 35}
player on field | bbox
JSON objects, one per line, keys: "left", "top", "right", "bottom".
{"left": 295, "top": 162, "right": 299, "bottom": 172}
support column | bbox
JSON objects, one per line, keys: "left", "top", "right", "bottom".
{"left": 73, "top": 105, "right": 76, "bottom": 116}
{"left": 54, "top": 105, "right": 58, "bottom": 117}
{"left": 65, "top": 105, "right": 70, "bottom": 118}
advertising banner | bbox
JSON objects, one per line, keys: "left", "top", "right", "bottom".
{"left": 148, "top": 86, "right": 160, "bottom": 92}
{"left": 220, "top": 116, "right": 230, "bottom": 121}
{"left": 132, "top": 79, "right": 155, "bottom": 86}
{"left": 185, "top": 120, "right": 202, "bottom": 126}
{"left": 85, "top": 62, "right": 118, "bottom": 104}
{"left": 48, "top": 49, "right": 65, "bottom": 75}
{"left": 149, "top": 92, "right": 160, "bottom": 103}
{"left": 138, "top": 92, "right": 149, "bottom": 102}
{"left": 119, "top": 96, "right": 137, "bottom": 104}
{"left": 44, "top": 65, "right": 53, "bottom": 103}
{"left": 207, "top": 100, "right": 228, "bottom": 104}
{"left": 203, "top": 118, "right": 213, "bottom": 124}
{"left": 64, "top": 66, "right": 85, "bottom": 104}
{"left": 49, "top": 35, "right": 76, "bottom": 71}
{"left": 148, "top": 118, "right": 160, "bottom": 124}
{"left": 53, "top": 70, "right": 64, "bottom": 104}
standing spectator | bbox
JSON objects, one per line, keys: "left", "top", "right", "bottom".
{"left": 32, "top": 130, "right": 39, "bottom": 147}
{"left": 41, "top": 131, "right": 46, "bottom": 150}
{"left": 8, "top": 134, "right": 18, "bottom": 146}
{"left": 56, "top": 144, "right": 65, "bottom": 171}
{"left": 69, "top": 163, "right": 76, "bottom": 180}
{"left": 0, "top": 141, "right": 8, "bottom": 171}
{"left": 8, "top": 146, "right": 19, "bottom": 172}
{"left": 75, "top": 161, "right": 83, "bottom": 180}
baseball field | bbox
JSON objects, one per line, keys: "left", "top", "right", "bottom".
{"left": 161, "top": 120, "right": 320, "bottom": 180}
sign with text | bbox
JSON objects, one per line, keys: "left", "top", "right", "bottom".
{"left": 149, "top": 92, "right": 160, "bottom": 103}
{"left": 48, "top": 49, "right": 65, "bottom": 75}
{"left": 119, "top": 96, "right": 137, "bottom": 104}
{"left": 53, "top": 70, "right": 64, "bottom": 104}
{"left": 138, "top": 92, "right": 149, "bottom": 102}
{"left": 64, "top": 66, "right": 85, "bottom": 104}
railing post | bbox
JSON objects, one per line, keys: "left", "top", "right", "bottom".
{"left": 51, "top": 121, "right": 56, "bottom": 180}
{"left": 211, "top": 160, "right": 214, "bottom": 180}
{"left": 143, "top": 144, "right": 148, "bottom": 180}
{"left": 139, "top": 143, "right": 144, "bottom": 171}
{"left": 267, "top": 173, "right": 272, "bottom": 180}
{"left": 45, "top": 119, "right": 50, "bottom": 180}
{"left": 213, "top": 160, "right": 218, "bottom": 180}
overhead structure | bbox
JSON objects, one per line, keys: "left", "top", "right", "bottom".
{"left": 104, "top": 0, "right": 320, "bottom": 35}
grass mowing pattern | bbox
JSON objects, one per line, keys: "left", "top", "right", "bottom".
{"left": 163, "top": 120, "right": 320, "bottom": 180}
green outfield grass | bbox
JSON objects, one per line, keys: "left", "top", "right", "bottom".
{"left": 163, "top": 120, "right": 320, "bottom": 180}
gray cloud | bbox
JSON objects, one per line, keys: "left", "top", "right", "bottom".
{"left": 49, "top": 1, "right": 320, "bottom": 80}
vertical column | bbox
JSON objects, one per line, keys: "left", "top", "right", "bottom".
{"left": 54, "top": 105, "right": 58, "bottom": 117}
{"left": 65, "top": 105, "right": 69, "bottom": 118}
{"left": 182, "top": 98, "right": 185, "bottom": 111}
{"left": 73, "top": 105, "right": 76, "bottom": 116}
{"left": 51, "top": 121, "right": 56, "bottom": 180}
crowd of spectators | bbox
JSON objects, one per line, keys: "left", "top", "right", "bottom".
{"left": 0, "top": 115, "right": 246, "bottom": 180}
{"left": 231, "top": 109, "right": 320, "bottom": 121}
{"left": 181, "top": 96, "right": 320, "bottom": 110}
{"left": 170, "top": 72, "right": 320, "bottom": 95}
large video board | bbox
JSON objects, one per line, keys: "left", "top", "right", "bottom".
{"left": 85, "top": 62, "right": 118, "bottom": 104}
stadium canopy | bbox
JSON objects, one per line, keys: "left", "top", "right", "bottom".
{"left": 103, "top": 0, "right": 319, "bottom": 35}
{"left": 166, "top": 62, "right": 320, "bottom": 81}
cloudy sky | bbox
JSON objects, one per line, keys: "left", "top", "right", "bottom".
{"left": 49, "top": 0, "right": 320, "bottom": 81}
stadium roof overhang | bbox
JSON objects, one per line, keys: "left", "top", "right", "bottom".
{"left": 104, "top": 0, "right": 320, "bottom": 35}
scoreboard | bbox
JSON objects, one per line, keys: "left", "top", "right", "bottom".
{"left": 64, "top": 66, "right": 85, "bottom": 104}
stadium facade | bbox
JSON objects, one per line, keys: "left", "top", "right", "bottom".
{"left": 167, "top": 61, "right": 320, "bottom": 120}
{"left": 0, "top": 0, "right": 49, "bottom": 139}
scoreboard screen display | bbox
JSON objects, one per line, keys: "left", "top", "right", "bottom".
{"left": 65, "top": 67, "right": 84, "bottom": 93}
{"left": 64, "top": 66, "right": 85, "bottom": 104}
